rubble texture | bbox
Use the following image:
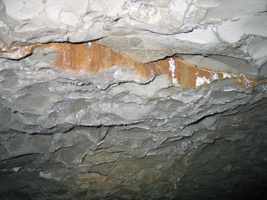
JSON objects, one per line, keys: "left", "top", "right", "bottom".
{"left": 1, "top": 0, "right": 267, "bottom": 200}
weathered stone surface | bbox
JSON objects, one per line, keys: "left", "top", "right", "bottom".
{"left": 0, "top": 0, "right": 267, "bottom": 68}
{"left": 0, "top": 42, "right": 267, "bottom": 199}
{"left": 0, "top": 0, "right": 267, "bottom": 200}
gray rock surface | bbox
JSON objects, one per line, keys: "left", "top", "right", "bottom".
{"left": 1, "top": 0, "right": 267, "bottom": 68}
{"left": 1, "top": 0, "right": 267, "bottom": 200}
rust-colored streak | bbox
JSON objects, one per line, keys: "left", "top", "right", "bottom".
{"left": 176, "top": 60, "right": 198, "bottom": 88}
{"left": 0, "top": 41, "right": 261, "bottom": 88}
{"left": 55, "top": 43, "right": 135, "bottom": 73}
{"left": 54, "top": 42, "right": 253, "bottom": 88}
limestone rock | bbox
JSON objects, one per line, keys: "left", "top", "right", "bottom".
{"left": 1, "top": 0, "right": 267, "bottom": 200}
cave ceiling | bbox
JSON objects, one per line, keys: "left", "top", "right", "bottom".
{"left": 0, "top": 1, "right": 267, "bottom": 200}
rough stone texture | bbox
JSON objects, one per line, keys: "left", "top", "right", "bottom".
{"left": 1, "top": 0, "right": 267, "bottom": 200}
{"left": 1, "top": 0, "right": 267, "bottom": 72}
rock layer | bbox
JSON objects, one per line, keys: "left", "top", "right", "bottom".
{"left": 0, "top": 41, "right": 258, "bottom": 89}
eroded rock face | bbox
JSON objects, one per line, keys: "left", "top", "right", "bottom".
{"left": 0, "top": 1, "right": 267, "bottom": 200}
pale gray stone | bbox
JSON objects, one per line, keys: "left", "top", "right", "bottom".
{"left": 1, "top": 0, "right": 267, "bottom": 199}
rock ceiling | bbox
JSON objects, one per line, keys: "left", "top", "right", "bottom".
{"left": 0, "top": 0, "right": 267, "bottom": 200}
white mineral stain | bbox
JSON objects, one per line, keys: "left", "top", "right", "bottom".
{"left": 222, "top": 72, "right": 232, "bottom": 78}
{"left": 196, "top": 76, "right": 211, "bottom": 87}
{"left": 169, "top": 58, "right": 178, "bottom": 85}
{"left": 212, "top": 72, "right": 219, "bottom": 80}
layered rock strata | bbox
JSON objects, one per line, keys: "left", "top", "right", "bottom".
{"left": 1, "top": 0, "right": 267, "bottom": 200}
